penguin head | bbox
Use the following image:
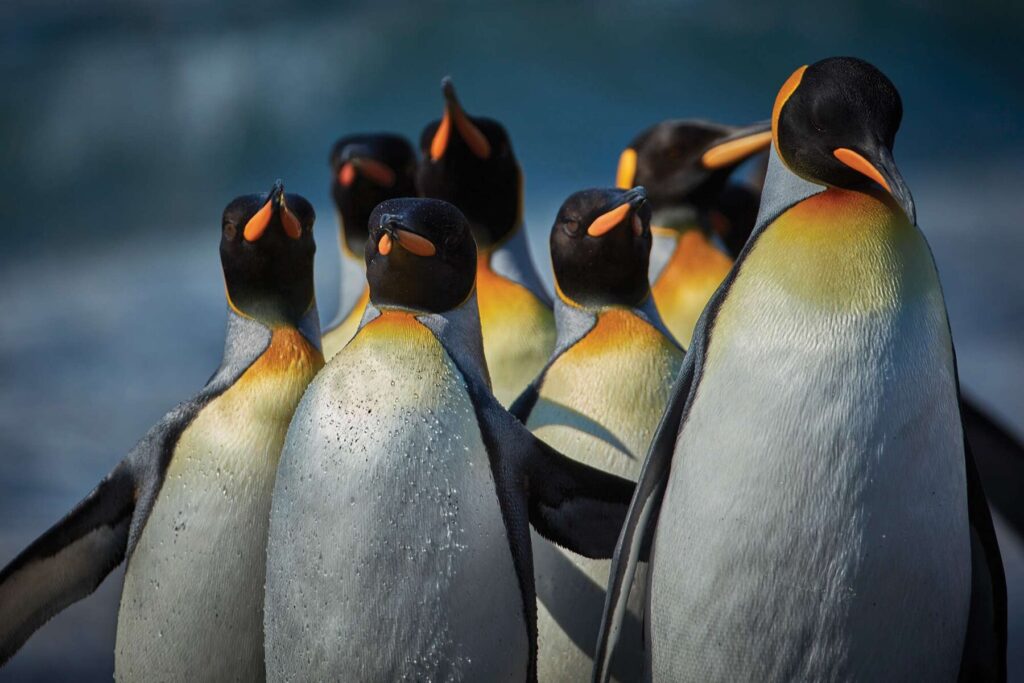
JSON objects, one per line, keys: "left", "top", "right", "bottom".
{"left": 616, "top": 120, "right": 771, "bottom": 214}
{"left": 220, "top": 180, "right": 316, "bottom": 327}
{"left": 773, "top": 56, "right": 915, "bottom": 223}
{"left": 551, "top": 187, "right": 652, "bottom": 309}
{"left": 329, "top": 133, "right": 417, "bottom": 257}
{"left": 365, "top": 198, "right": 477, "bottom": 313}
{"left": 416, "top": 77, "right": 520, "bottom": 249}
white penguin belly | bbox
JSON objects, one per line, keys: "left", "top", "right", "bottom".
{"left": 117, "top": 328, "right": 320, "bottom": 682}
{"left": 527, "top": 309, "right": 683, "bottom": 682}
{"left": 649, "top": 192, "right": 971, "bottom": 682}
{"left": 265, "top": 312, "right": 528, "bottom": 682}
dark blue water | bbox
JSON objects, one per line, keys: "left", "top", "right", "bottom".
{"left": 1, "top": 1, "right": 1022, "bottom": 680}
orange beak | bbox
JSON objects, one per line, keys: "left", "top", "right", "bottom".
{"left": 243, "top": 183, "right": 302, "bottom": 242}
{"left": 430, "top": 77, "right": 492, "bottom": 161}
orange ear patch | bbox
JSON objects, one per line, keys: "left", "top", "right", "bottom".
{"left": 243, "top": 200, "right": 274, "bottom": 242}
{"left": 833, "top": 148, "right": 892, "bottom": 192}
{"left": 616, "top": 149, "right": 637, "bottom": 189}
{"left": 430, "top": 111, "right": 452, "bottom": 161}
{"left": 588, "top": 202, "right": 631, "bottom": 237}
{"left": 771, "top": 65, "right": 808, "bottom": 154}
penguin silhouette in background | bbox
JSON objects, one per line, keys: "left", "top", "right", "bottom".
{"left": 417, "top": 77, "right": 556, "bottom": 405}
{"left": 616, "top": 119, "right": 771, "bottom": 345}
{"left": 510, "top": 187, "right": 683, "bottom": 683}
{"left": 322, "top": 133, "right": 416, "bottom": 359}
{"left": 264, "top": 198, "right": 634, "bottom": 683}
{"left": 0, "top": 182, "right": 324, "bottom": 680}
{"left": 595, "top": 57, "right": 1005, "bottom": 683}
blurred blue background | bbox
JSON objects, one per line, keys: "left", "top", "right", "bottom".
{"left": 1, "top": 0, "right": 1021, "bottom": 679}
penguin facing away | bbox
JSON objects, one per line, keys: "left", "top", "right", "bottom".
{"left": 0, "top": 182, "right": 324, "bottom": 679}
{"left": 264, "top": 197, "right": 635, "bottom": 683}
{"left": 616, "top": 119, "right": 771, "bottom": 345}
{"left": 510, "top": 187, "right": 684, "bottom": 683}
{"left": 595, "top": 58, "right": 1006, "bottom": 682}
{"left": 322, "top": 133, "right": 416, "bottom": 360}
{"left": 416, "top": 77, "right": 556, "bottom": 406}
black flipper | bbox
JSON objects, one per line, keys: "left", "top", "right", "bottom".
{"left": 961, "top": 395, "right": 1024, "bottom": 537}
{"left": 0, "top": 461, "right": 135, "bottom": 665}
{"left": 957, "top": 434, "right": 1008, "bottom": 682}
{"left": 592, "top": 353, "right": 695, "bottom": 683}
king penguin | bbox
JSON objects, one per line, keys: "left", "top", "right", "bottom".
{"left": 595, "top": 57, "right": 1006, "bottom": 682}
{"left": 0, "top": 181, "right": 324, "bottom": 680}
{"left": 509, "top": 187, "right": 684, "bottom": 683}
{"left": 264, "top": 197, "right": 635, "bottom": 682}
{"left": 322, "top": 133, "right": 416, "bottom": 360}
{"left": 615, "top": 119, "right": 772, "bottom": 345}
{"left": 416, "top": 77, "right": 556, "bottom": 405}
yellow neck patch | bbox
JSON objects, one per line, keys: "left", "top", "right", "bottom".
{"left": 651, "top": 228, "right": 733, "bottom": 345}
{"left": 745, "top": 188, "right": 934, "bottom": 311}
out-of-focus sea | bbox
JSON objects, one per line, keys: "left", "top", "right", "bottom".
{"left": 1, "top": 1, "right": 1021, "bottom": 680}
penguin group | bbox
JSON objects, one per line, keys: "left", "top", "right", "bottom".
{"left": 0, "top": 56, "right": 1019, "bottom": 683}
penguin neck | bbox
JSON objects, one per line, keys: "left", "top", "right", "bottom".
{"left": 553, "top": 290, "right": 680, "bottom": 351}
{"left": 207, "top": 305, "right": 322, "bottom": 391}
{"left": 359, "top": 294, "right": 491, "bottom": 390}
{"left": 476, "top": 221, "right": 552, "bottom": 306}
{"left": 331, "top": 229, "right": 370, "bottom": 328}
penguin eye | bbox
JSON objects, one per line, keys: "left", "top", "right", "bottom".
{"left": 223, "top": 222, "right": 238, "bottom": 240}
{"left": 563, "top": 219, "right": 581, "bottom": 235}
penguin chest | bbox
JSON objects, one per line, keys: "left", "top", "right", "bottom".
{"left": 528, "top": 309, "right": 682, "bottom": 682}
{"left": 529, "top": 308, "right": 683, "bottom": 475}
{"left": 117, "top": 328, "right": 321, "bottom": 682}
{"left": 265, "top": 312, "right": 528, "bottom": 682}
{"left": 651, "top": 228, "right": 733, "bottom": 346}
{"left": 477, "top": 255, "right": 556, "bottom": 405}
{"left": 650, "top": 190, "right": 971, "bottom": 682}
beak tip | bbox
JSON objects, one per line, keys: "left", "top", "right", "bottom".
{"left": 441, "top": 76, "right": 455, "bottom": 99}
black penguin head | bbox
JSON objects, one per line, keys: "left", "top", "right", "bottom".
{"left": 416, "top": 77, "right": 520, "bottom": 249}
{"left": 220, "top": 180, "right": 316, "bottom": 326}
{"left": 329, "top": 133, "right": 416, "bottom": 257}
{"left": 551, "top": 187, "right": 652, "bottom": 309}
{"left": 617, "top": 120, "right": 771, "bottom": 213}
{"left": 773, "top": 56, "right": 915, "bottom": 223}
{"left": 365, "top": 198, "right": 477, "bottom": 313}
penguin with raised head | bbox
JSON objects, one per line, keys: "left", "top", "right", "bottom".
{"left": 416, "top": 77, "right": 556, "bottom": 405}
{"left": 322, "top": 133, "right": 416, "bottom": 359}
{"left": 616, "top": 119, "right": 771, "bottom": 345}
{"left": 509, "top": 187, "right": 683, "bottom": 682}
{"left": 264, "top": 197, "right": 634, "bottom": 682}
{"left": 595, "top": 57, "right": 1006, "bottom": 682}
{"left": 0, "top": 182, "right": 323, "bottom": 679}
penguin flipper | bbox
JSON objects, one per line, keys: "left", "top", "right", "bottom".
{"left": 523, "top": 436, "right": 635, "bottom": 559}
{"left": 0, "top": 460, "right": 135, "bottom": 665}
{"left": 592, "top": 352, "right": 695, "bottom": 683}
{"left": 958, "top": 436, "right": 1008, "bottom": 683}
{"left": 961, "top": 395, "right": 1024, "bottom": 536}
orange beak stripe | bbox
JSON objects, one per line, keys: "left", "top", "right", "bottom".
{"left": 701, "top": 131, "right": 773, "bottom": 169}
{"left": 378, "top": 233, "right": 393, "bottom": 255}
{"left": 359, "top": 158, "right": 397, "bottom": 187}
{"left": 396, "top": 229, "right": 437, "bottom": 256}
{"left": 430, "top": 102, "right": 491, "bottom": 161}
{"left": 616, "top": 149, "right": 637, "bottom": 189}
{"left": 833, "top": 147, "right": 892, "bottom": 193}
{"left": 281, "top": 206, "right": 303, "bottom": 240}
{"left": 243, "top": 200, "right": 274, "bottom": 242}
{"left": 339, "top": 163, "right": 356, "bottom": 187}
{"left": 588, "top": 202, "right": 632, "bottom": 237}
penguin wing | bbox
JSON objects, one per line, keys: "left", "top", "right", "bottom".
{"left": 958, "top": 431, "right": 1008, "bottom": 682}
{"left": 0, "top": 460, "right": 135, "bottom": 665}
{"left": 592, "top": 352, "right": 695, "bottom": 683}
{"left": 961, "top": 395, "right": 1024, "bottom": 537}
